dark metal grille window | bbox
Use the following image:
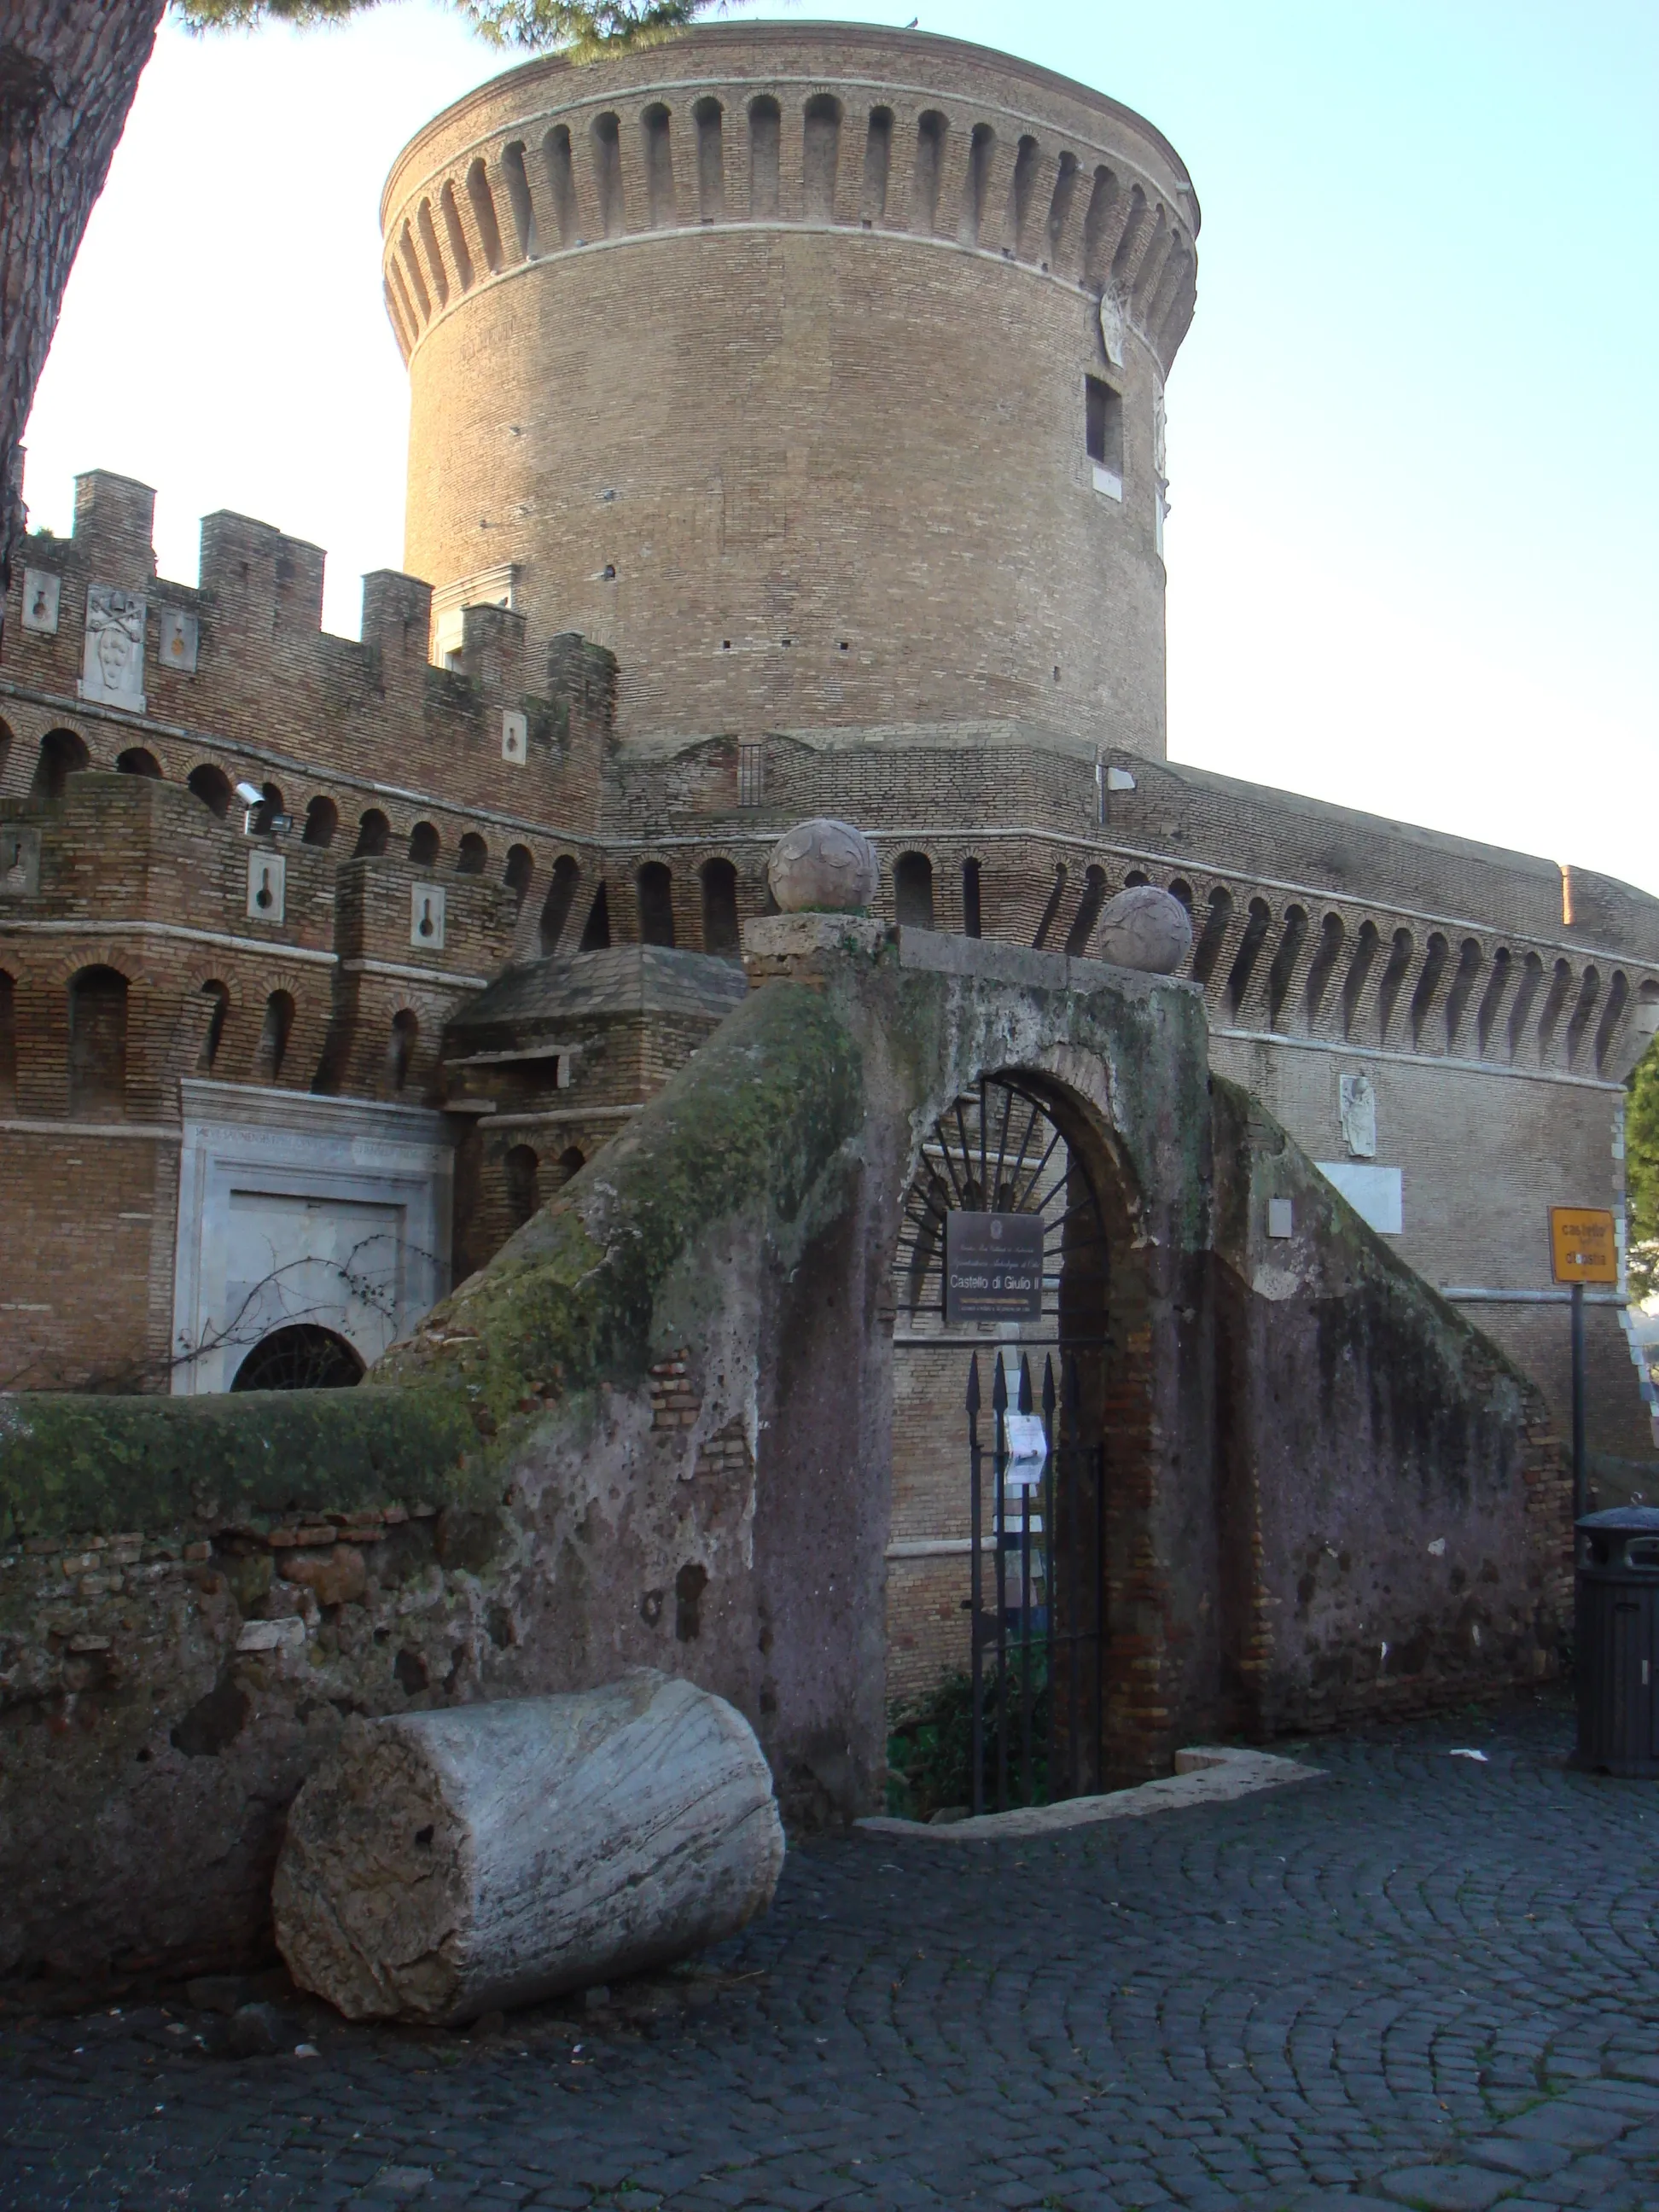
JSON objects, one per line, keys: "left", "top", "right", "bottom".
{"left": 737, "top": 742, "right": 765, "bottom": 807}
{"left": 230, "top": 1324, "right": 364, "bottom": 1391}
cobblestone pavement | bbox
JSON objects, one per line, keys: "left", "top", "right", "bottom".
{"left": 7, "top": 1698, "right": 1659, "bottom": 2212}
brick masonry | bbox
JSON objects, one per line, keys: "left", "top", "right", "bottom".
{"left": 0, "top": 23, "right": 1655, "bottom": 1739}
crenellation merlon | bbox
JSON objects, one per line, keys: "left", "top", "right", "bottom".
{"left": 198, "top": 511, "right": 326, "bottom": 637}
{"left": 457, "top": 600, "right": 527, "bottom": 700}
{"left": 71, "top": 470, "right": 157, "bottom": 585}
{"left": 360, "top": 570, "right": 436, "bottom": 699}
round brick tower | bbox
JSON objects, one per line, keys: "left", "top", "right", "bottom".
{"left": 383, "top": 24, "right": 1198, "bottom": 759}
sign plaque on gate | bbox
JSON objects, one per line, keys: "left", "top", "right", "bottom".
{"left": 1004, "top": 1410, "right": 1048, "bottom": 1487}
{"left": 944, "top": 1210, "right": 1044, "bottom": 1325}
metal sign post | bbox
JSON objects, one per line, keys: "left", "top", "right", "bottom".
{"left": 1550, "top": 1206, "right": 1619, "bottom": 1523}
{"left": 1572, "top": 1280, "right": 1586, "bottom": 1521}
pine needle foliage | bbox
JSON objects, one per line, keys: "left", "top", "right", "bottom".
{"left": 174, "top": 0, "right": 711, "bottom": 56}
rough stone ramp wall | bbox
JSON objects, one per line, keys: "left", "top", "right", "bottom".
{"left": 1209, "top": 1074, "right": 1571, "bottom": 1736}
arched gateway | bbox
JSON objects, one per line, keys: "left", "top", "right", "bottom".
{"left": 369, "top": 911, "right": 1565, "bottom": 1832}
{"left": 888, "top": 1070, "right": 1150, "bottom": 1808}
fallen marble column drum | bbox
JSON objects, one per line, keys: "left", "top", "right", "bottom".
{"left": 272, "top": 1671, "right": 786, "bottom": 2023}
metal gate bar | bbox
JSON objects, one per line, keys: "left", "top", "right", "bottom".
{"left": 967, "top": 1345, "right": 1107, "bottom": 1815}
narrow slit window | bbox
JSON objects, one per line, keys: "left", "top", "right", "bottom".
{"left": 963, "top": 122, "right": 994, "bottom": 246}
{"left": 465, "top": 159, "right": 504, "bottom": 273}
{"left": 1086, "top": 375, "right": 1123, "bottom": 500}
{"left": 738, "top": 742, "right": 765, "bottom": 807}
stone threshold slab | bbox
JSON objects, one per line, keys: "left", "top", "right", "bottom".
{"left": 858, "top": 1744, "right": 1321, "bottom": 1841}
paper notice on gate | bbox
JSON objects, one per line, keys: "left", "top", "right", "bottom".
{"left": 1004, "top": 1412, "right": 1049, "bottom": 1487}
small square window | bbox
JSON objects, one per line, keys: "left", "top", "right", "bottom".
{"left": 738, "top": 742, "right": 765, "bottom": 807}
{"left": 1086, "top": 375, "right": 1123, "bottom": 501}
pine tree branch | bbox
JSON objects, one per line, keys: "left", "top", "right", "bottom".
{"left": 0, "top": 0, "right": 169, "bottom": 610}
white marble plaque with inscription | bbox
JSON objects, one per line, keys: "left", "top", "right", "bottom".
{"left": 79, "top": 583, "right": 147, "bottom": 711}
{"left": 1, "top": 824, "right": 41, "bottom": 897}
{"left": 20, "top": 569, "right": 60, "bottom": 635}
{"left": 158, "top": 605, "right": 199, "bottom": 674}
{"left": 247, "top": 848, "right": 286, "bottom": 924}
{"left": 1317, "top": 1161, "right": 1402, "bottom": 1236}
{"left": 411, "top": 883, "right": 445, "bottom": 951}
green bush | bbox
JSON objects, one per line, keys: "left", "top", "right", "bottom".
{"left": 885, "top": 1657, "right": 1051, "bottom": 1819}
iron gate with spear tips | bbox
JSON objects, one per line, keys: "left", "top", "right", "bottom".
{"left": 892, "top": 1073, "right": 1111, "bottom": 1812}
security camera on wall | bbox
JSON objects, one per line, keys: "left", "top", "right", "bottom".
{"left": 236, "top": 782, "right": 292, "bottom": 837}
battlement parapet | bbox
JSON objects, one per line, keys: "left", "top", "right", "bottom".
{"left": 3, "top": 472, "right": 608, "bottom": 839}
{"left": 0, "top": 772, "right": 335, "bottom": 956}
{"left": 381, "top": 23, "right": 1197, "bottom": 375}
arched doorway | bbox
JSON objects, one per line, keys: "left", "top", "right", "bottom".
{"left": 888, "top": 1070, "right": 1132, "bottom": 1813}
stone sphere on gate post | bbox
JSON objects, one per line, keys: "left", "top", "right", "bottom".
{"left": 766, "top": 819, "right": 881, "bottom": 914}
{"left": 1092, "top": 885, "right": 1193, "bottom": 975}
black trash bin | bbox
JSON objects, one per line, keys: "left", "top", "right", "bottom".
{"left": 1576, "top": 1505, "right": 1659, "bottom": 1777}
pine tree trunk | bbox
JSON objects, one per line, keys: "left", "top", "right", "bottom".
{"left": 0, "top": 0, "right": 166, "bottom": 607}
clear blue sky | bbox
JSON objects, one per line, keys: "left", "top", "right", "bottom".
{"left": 21, "top": 2, "right": 1659, "bottom": 894}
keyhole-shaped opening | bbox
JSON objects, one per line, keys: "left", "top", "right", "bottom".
{"left": 255, "top": 870, "right": 273, "bottom": 911}
{"left": 417, "top": 897, "right": 434, "bottom": 939}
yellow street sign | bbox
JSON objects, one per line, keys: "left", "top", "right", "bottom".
{"left": 1550, "top": 1206, "right": 1618, "bottom": 1285}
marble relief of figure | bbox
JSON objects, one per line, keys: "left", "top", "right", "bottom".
{"left": 1098, "top": 285, "right": 1126, "bottom": 370}
{"left": 1340, "top": 1071, "right": 1379, "bottom": 1160}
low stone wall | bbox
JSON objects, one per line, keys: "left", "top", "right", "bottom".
{"left": 0, "top": 1498, "right": 503, "bottom": 1981}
